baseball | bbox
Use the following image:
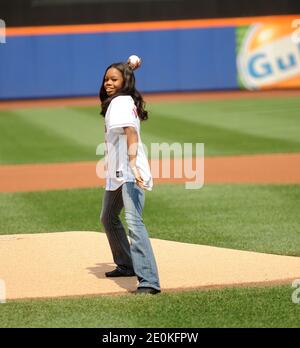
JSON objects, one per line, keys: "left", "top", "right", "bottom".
{"left": 128, "top": 55, "right": 141, "bottom": 69}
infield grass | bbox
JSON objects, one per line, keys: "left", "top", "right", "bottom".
{"left": 0, "top": 184, "right": 299, "bottom": 256}
{"left": 0, "top": 97, "right": 300, "bottom": 164}
{"left": 0, "top": 285, "right": 299, "bottom": 328}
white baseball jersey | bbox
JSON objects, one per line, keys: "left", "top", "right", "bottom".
{"left": 104, "top": 95, "right": 153, "bottom": 191}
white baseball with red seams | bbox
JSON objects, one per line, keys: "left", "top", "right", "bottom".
{"left": 128, "top": 55, "right": 141, "bottom": 66}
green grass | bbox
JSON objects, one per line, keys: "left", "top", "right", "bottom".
{"left": 0, "top": 184, "right": 299, "bottom": 256}
{"left": 1, "top": 286, "right": 299, "bottom": 328}
{"left": 0, "top": 107, "right": 101, "bottom": 164}
{"left": 1, "top": 97, "right": 300, "bottom": 164}
{"left": 1, "top": 97, "right": 300, "bottom": 328}
{"left": 146, "top": 98, "right": 300, "bottom": 157}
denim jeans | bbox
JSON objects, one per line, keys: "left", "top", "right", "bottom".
{"left": 100, "top": 182, "right": 160, "bottom": 291}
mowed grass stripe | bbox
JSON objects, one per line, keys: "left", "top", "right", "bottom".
{"left": 0, "top": 97, "right": 300, "bottom": 164}
{"left": 13, "top": 107, "right": 104, "bottom": 148}
{"left": 1, "top": 286, "right": 299, "bottom": 328}
{"left": 142, "top": 111, "right": 300, "bottom": 157}
{"left": 0, "top": 184, "right": 299, "bottom": 256}
{"left": 0, "top": 110, "right": 100, "bottom": 164}
{"left": 148, "top": 98, "right": 300, "bottom": 143}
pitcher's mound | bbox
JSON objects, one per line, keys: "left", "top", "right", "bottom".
{"left": 0, "top": 231, "right": 300, "bottom": 300}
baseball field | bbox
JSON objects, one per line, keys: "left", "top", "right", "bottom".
{"left": 0, "top": 91, "right": 300, "bottom": 327}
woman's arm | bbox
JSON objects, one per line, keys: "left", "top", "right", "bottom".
{"left": 123, "top": 126, "right": 147, "bottom": 189}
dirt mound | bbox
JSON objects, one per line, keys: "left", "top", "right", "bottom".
{"left": 1, "top": 231, "right": 299, "bottom": 300}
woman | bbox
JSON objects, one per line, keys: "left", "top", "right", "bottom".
{"left": 99, "top": 60, "right": 160, "bottom": 295}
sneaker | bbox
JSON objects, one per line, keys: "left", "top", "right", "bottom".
{"left": 105, "top": 268, "right": 135, "bottom": 277}
{"left": 135, "top": 287, "right": 161, "bottom": 295}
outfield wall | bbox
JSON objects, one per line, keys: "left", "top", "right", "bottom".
{"left": 0, "top": 15, "right": 299, "bottom": 99}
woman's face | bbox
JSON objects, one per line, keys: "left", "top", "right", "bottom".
{"left": 104, "top": 68, "right": 124, "bottom": 96}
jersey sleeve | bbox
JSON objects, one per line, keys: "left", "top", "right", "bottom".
{"left": 107, "top": 97, "right": 137, "bottom": 132}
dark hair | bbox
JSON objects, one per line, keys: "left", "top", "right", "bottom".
{"left": 99, "top": 62, "right": 148, "bottom": 121}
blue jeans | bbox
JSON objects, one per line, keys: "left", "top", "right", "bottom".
{"left": 100, "top": 182, "right": 160, "bottom": 291}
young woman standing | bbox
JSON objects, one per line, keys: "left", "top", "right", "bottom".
{"left": 99, "top": 59, "right": 160, "bottom": 295}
